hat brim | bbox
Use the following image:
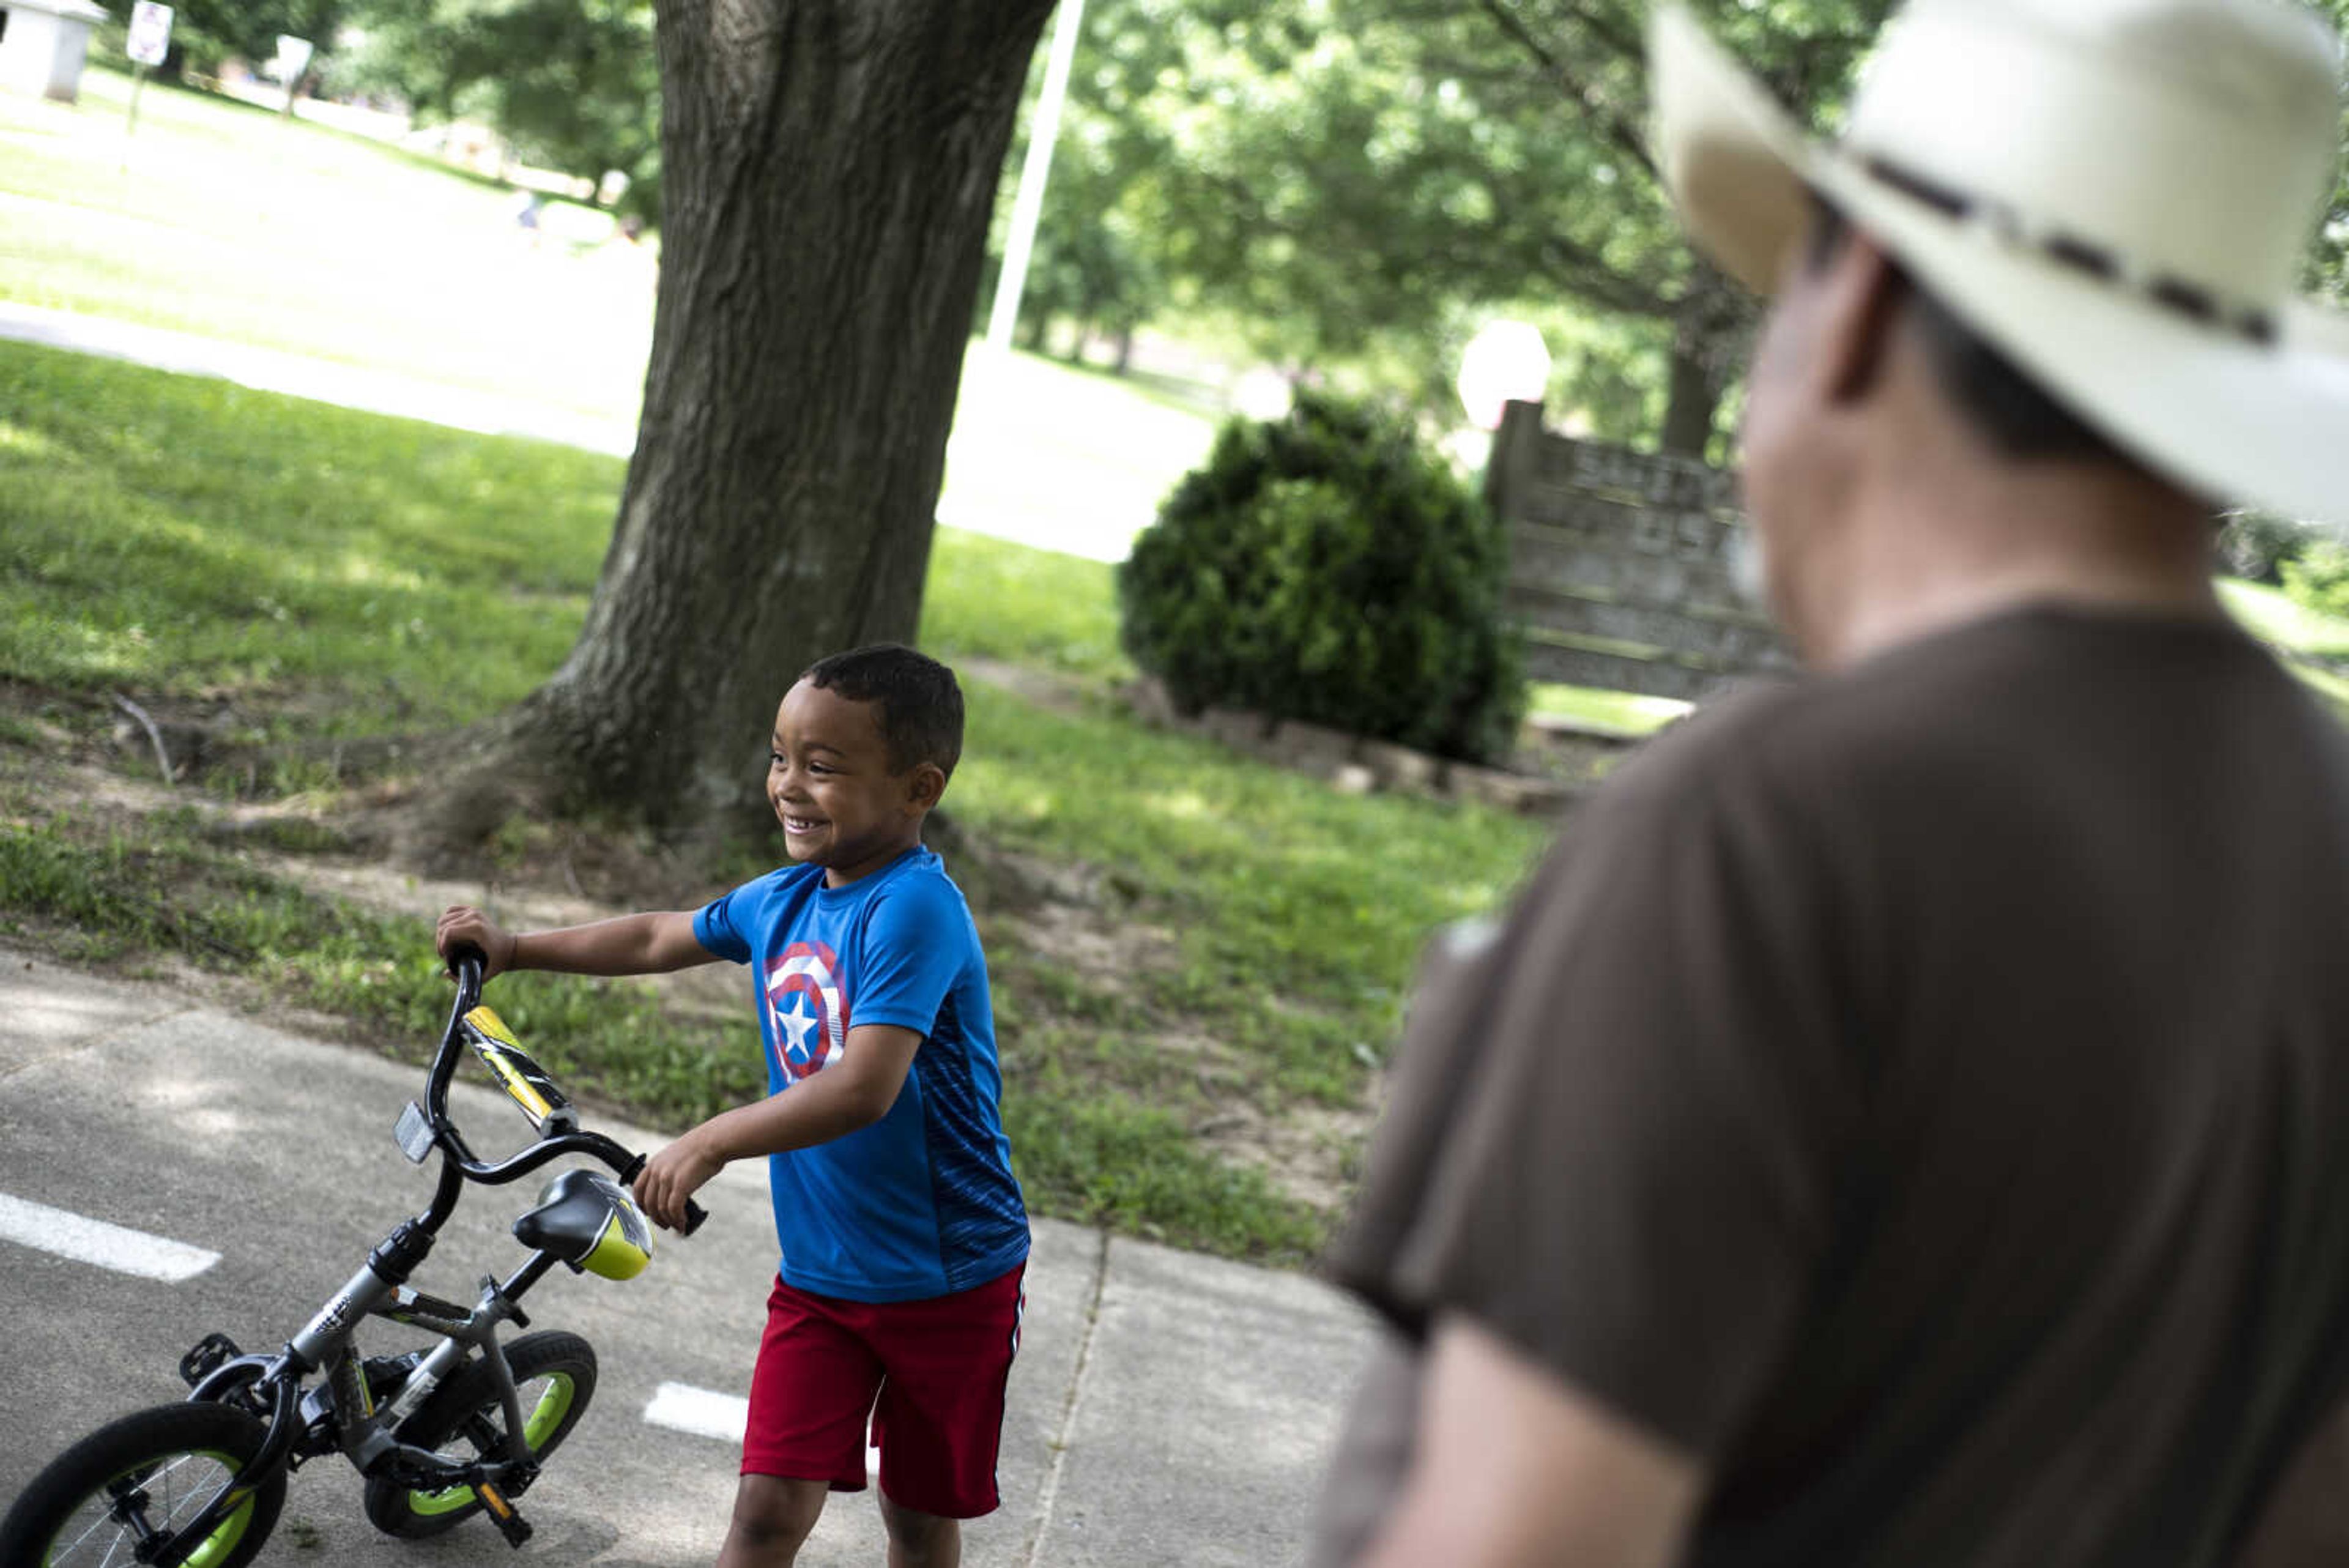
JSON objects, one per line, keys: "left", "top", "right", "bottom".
{"left": 1650, "top": 4, "right": 2349, "bottom": 529}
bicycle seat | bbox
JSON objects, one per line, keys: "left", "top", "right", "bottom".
{"left": 513, "top": 1169, "right": 653, "bottom": 1280}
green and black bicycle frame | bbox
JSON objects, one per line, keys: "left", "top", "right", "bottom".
{"left": 156, "top": 949, "right": 701, "bottom": 1562}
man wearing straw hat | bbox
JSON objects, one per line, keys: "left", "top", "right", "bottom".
{"left": 1312, "top": 2, "right": 2349, "bottom": 1565}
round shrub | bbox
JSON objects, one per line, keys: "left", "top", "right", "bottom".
{"left": 1117, "top": 392, "right": 1523, "bottom": 764}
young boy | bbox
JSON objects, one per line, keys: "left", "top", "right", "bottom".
{"left": 436, "top": 644, "right": 1028, "bottom": 1568}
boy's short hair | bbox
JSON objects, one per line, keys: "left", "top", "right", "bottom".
{"left": 802, "top": 644, "right": 964, "bottom": 781}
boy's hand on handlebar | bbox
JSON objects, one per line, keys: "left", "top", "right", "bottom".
{"left": 437, "top": 906, "right": 519, "bottom": 981}
{"left": 635, "top": 1132, "right": 723, "bottom": 1233}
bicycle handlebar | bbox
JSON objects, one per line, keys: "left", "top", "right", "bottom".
{"left": 431, "top": 946, "right": 706, "bottom": 1236}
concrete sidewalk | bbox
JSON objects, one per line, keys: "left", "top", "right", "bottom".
{"left": 0, "top": 301, "right": 1142, "bottom": 562}
{"left": 0, "top": 950, "right": 1376, "bottom": 1566}
{"left": 0, "top": 300, "right": 640, "bottom": 457}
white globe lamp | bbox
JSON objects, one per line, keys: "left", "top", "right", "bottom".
{"left": 1456, "top": 321, "right": 1551, "bottom": 431}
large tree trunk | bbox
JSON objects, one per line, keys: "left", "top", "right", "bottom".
{"left": 1658, "top": 258, "right": 1757, "bottom": 460}
{"left": 494, "top": 0, "right": 1056, "bottom": 838}
{"left": 1659, "top": 343, "right": 1724, "bottom": 459}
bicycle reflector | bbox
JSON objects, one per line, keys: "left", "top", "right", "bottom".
{"left": 461, "top": 1008, "right": 581, "bottom": 1135}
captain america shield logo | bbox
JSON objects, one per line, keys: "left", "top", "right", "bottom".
{"left": 765, "top": 942, "right": 849, "bottom": 1080}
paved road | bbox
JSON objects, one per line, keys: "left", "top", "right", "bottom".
{"left": 0, "top": 951, "right": 1375, "bottom": 1566}
{"left": 0, "top": 302, "right": 637, "bottom": 459}
{"left": 0, "top": 302, "right": 1139, "bottom": 563}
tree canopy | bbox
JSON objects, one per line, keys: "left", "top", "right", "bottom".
{"left": 335, "top": 0, "right": 661, "bottom": 214}
{"left": 150, "top": 0, "right": 346, "bottom": 79}
{"left": 158, "top": 0, "right": 2349, "bottom": 453}
{"left": 1003, "top": 0, "right": 1900, "bottom": 451}
{"left": 1008, "top": 0, "right": 2348, "bottom": 452}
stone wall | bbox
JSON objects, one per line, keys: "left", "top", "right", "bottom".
{"left": 1486, "top": 401, "right": 1793, "bottom": 702}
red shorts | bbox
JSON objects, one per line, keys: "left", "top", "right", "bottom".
{"left": 742, "top": 1263, "right": 1025, "bottom": 1518}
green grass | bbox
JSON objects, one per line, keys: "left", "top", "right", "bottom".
{"left": 0, "top": 65, "right": 653, "bottom": 425}
{"left": 0, "top": 341, "right": 617, "bottom": 733}
{"left": 1526, "top": 682, "right": 1688, "bottom": 737}
{"left": 0, "top": 338, "right": 1149, "bottom": 733}
{"left": 921, "top": 530, "right": 1134, "bottom": 685}
{"left": 0, "top": 336, "right": 1546, "bottom": 1264}
{"left": 1001, "top": 1088, "right": 1324, "bottom": 1261}
{"left": 959, "top": 687, "right": 1532, "bottom": 1087}
{"left": 941, "top": 347, "right": 1217, "bottom": 562}
{"left": 0, "top": 808, "right": 761, "bottom": 1119}
{"left": 0, "top": 798, "right": 1335, "bottom": 1260}
{"left": 0, "top": 67, "right": 1220, "bottom": 562}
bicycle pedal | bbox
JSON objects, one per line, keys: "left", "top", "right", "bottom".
{"left": 179, "top": 1331, "right": 242, "bottom": 1388}
{"left": 475, "top": 1482, "right": 533, "bottom": 1548}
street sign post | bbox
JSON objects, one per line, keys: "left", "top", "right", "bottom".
{"left": 122, "top": 1, "right": 171, "bottom": 150}
{"left": 271, "top": 32, "right": 311, "bottom": 118}
{"left": 125, "top": 1, "right": 171, "bottom": 65}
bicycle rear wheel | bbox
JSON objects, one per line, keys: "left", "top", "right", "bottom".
{"left": 362, "top": 1329, "right": 598, "bottom": 1539}
{"left": 0, "top": 1402, "right": 285, "bottom": 1568}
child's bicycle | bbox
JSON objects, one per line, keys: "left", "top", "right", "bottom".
{"left": 0, "top": 947, "right": 705, "bottom": 1567}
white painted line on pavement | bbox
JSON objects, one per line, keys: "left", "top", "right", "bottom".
{"left": 644, "top": 1381, "right": 881, "bottom": 1473}
{"left": 0, "top": 1192, "right": 220, "bottom": 1281}
{"left": 645, "top": 1381, "right": 750, "bottom": 1443}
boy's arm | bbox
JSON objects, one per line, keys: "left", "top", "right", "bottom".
{"left": 436, "top": 905, "right": 717, "bottom": 981}
{"left": 631, "top": 1022, "right": 922, "bottom": 1230}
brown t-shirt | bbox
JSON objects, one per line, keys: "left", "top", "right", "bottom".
{"left": 1319, "top": 604, "right": 2349, "bottom": 1568}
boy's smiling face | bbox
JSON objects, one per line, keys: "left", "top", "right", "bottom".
{"left": 768, "top": 678, "right": 943, "bottom": 886}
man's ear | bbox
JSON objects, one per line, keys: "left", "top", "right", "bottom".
{"left": 1814, "top": 232, "right": 1908, "bottom": 406}
{"left": 905, "top": 763, "right": 947, "bottom": 814}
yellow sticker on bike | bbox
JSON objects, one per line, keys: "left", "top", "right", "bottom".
{"left": 465, "top": 1006, "right": 555, "bottom": 1123}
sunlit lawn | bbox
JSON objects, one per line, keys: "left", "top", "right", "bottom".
{"left": 0, "top": 65, "right": 653, "bottom": 423}
{"left": 0, "top": 62, "right": 1219, "bottom": 561}
{"left": 943, "top": 348, "right": 1217, "bottom": 560}
{"left": 1526, "top": 681, "right": 1688, "bottom": 737}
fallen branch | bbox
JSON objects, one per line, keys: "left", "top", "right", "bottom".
{"left": 111, "top": 693, "right": 176, "bottom": 786}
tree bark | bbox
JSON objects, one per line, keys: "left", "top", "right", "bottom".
{"left": 1658, "top": 258, "right": 1756, "bottom": 459}
{"left": 495, "top": 0, "right": 1056, "bottom": 837}
{"left": 1659, "top": 343, "right": 1723, "bottom": 459}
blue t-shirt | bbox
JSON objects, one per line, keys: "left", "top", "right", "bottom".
{"left": 694, "top": 846, "right": 1029, "bottom": 1302}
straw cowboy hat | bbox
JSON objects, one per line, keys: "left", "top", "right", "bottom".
{"left": 1649, "top": 0, "right": 2349, "bottom": 527}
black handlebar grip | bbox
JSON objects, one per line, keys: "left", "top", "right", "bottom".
{"left": 445, "top": 940, "right": 487, "bottom": 979}
{"left": 617, "top": 1153, "right": 707, "bottom": 1235}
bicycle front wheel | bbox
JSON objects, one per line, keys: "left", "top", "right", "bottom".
{"left": 362, "top": 1329, "right": 598, "bottom": 1539}
{"left": 0, "top": 1401, "right": 285, "bottom": 1568}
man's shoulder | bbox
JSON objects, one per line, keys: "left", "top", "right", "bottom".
{"left": 1580, "top": 624, "right": 2019, "bottom": 847}
{"left": 1588, "top": 675, "right": 1820, "bottom": 820}
{"left": 1614, "top": 607, "right": 2254, "bottom": 784}
{"left": 1594, "top": 603, "right": 2332, "bottom": 850}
